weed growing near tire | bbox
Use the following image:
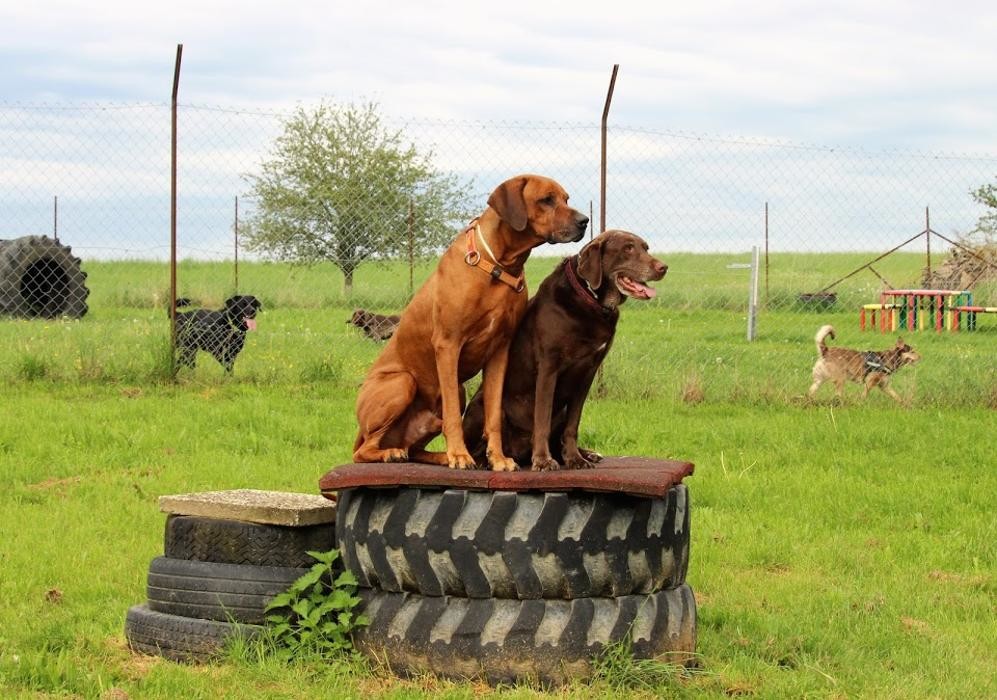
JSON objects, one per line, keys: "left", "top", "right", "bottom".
{"left": 262, "top": 549, "right": 367, "bottom": 660}
{"left": 591, "top": 637, "right": 706, "bottom": 692}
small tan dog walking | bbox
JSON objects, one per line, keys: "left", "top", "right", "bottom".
{"left": 808, "top": 325, "right": 921, "bottom": 404}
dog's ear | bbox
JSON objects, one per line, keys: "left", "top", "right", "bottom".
{"left": 577, "top": 237, "right": 605, "bottom": 289}
{"left": 488, "top": 176, "right": 529, "bottom": 231}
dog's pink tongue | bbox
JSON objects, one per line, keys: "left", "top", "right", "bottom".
{"left": 245, "top": 318, "right": 257, "bottom": 331}
{"left": 619, "top": 276, "right": 657, "bottom": 300}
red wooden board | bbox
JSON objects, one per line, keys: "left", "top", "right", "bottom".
{"left": 318, "top": 456, "right": 693, "bottom": 500}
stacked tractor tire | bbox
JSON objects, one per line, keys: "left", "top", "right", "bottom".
{"left": 124, "top": 490, "right": 336, "bottom": 661}
{"left": 335, "top": 483, "right": 697, "bottom": 685}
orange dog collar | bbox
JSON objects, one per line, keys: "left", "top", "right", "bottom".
{"left": 463, "top": 222, "right": 525, "bottom": 293}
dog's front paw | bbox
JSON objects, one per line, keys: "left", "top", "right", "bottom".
{"left": 489, "top": 456, "right": 518, "bottom": 472}
{"left": 531, "top": 455, "right": 560, "bottom": 472}
{"left": 382, "top": 448, "right": 409, "bottom": 463}
{"left": 563, "top": 454, "right": 596, "bottom": 470}
{"left": 447, "top": 450, "right": 476, "bottom": 470}
{"left": 578, "top": 448, "right": 603, "bottom": 464}
{"left": 484, "top": 448, "right": 517, "bottom": 472}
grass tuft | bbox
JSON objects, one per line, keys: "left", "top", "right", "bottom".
{"left": 591, "top": 637, "right": 704, "bottom": 693}
{"left": 17, "top": 353, "right": 51, "bottom": 381}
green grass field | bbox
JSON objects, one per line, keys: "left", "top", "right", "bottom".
{"left": 0, "top": 256, "right": 994, "bottom": 698}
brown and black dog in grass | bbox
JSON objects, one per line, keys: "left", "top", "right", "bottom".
{"left": 463, "top": 229, "right": 667, "bottom": 471}
{"left": 353, "top": 175, "right": 589, "bottom": 470}
{"left": 808, "top": 324, "right": 921, "bottom": 404}
{"left": 348, "top": 309, "right": 401, "bottom": 341}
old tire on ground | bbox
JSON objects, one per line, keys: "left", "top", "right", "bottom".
{"left": 336, "top": 485, "right": 690, "bottom": 599}
{"left": 0, "top": 236, "right": 89, "bottom": 318}
{"left": 145, "top": 556, "right": 307, "bottom": 624}
{"left": 352, "top": 584, "right": 697, "bottom": 685}
{"left": 124, "top": 603, "right": 263, "bottom": 662}
{"left": 164, "top": 514, "right": 335, "bottom": 568}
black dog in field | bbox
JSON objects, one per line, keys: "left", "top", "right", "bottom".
{"left": 171, "top": 295, "right": 262, "bottom": 372}
{"left": 348, "top": 308, "right": 401, "bottom": 341}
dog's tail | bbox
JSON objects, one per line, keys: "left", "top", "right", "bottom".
{"left": 815, "top": 325, "right": 835, "bottom": 357}
{"left": 168, "top": 297, "right": 192, "bottom": 318}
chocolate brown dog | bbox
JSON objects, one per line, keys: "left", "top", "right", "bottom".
{"left": 348, "top": 309, "right": 401, "bottom": 341}
{"left": 808, "top": 324, "right": 921, "bottom": 403}
{"left": 353, "top": 175, "right": 589, "bottom": 470}
{"left": 463, "top": 229, "right": 667, "bottom": 470}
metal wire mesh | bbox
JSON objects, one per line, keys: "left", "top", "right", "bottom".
{"left": 1, "top": 100, "right": 995, "bottom": 382}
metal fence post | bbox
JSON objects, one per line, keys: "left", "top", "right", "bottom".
{"left": 170, "top": 43, "right": 183, "bottom": 376}
{"left": 748, "top": 246, "right": 760, "bottom": 341}
{"left": 600, "top": 64, "right": 619, "bottom": 235}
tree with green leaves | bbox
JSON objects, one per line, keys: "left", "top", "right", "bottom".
{"left": 970, "top": 180, "right": 996, "bottom": 241}
{"left": 242, "top": 102, "right": 473, "bottom": 295}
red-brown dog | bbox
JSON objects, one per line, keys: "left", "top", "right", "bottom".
{"left": 353, "top": 175, "right": 589, "bottom": 470}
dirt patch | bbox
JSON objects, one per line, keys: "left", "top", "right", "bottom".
{"left": 900, "top": 616, "right": 930, "bottom": 634}
{"left": 927, "top": 570, "right": 990, "bottom": 587}
{"left": 27, "top": 475, "right": 82, "bottom": 499}
{"left": 105, "top": 636, "right": 161, "bottom": 680}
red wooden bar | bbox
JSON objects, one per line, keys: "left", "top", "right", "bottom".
{"left": 950, "top": 305, "right": 997, "bottom": 331}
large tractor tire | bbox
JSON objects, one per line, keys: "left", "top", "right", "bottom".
{"left": 0, "top": 235, "right": 89, "bottom": 318}
{"left": 336, "top": 485, "right": 690, "bottom": 599}
{"left": 352, "top": 585, "right": 698, "bottom": 686}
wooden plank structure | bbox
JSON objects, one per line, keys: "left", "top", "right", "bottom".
{"left": 319, "top": 456, "right": 694, "bottom": 499}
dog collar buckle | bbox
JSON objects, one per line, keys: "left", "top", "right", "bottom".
{"left": 463, "top": 220, "right": 525, "bottom": 293}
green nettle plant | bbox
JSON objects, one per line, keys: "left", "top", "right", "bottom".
{"left": 263, "top": 549, "right": 367, "bottom": 658}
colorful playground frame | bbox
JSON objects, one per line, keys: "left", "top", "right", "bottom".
{"left": 879, "top": 289, "right": 973, "bottom": 332}
{"left": 859, "top": 289, "right": 974, "bottom": 332}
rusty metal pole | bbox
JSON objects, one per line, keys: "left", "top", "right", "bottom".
{"left": 53, "top": 196, "right": 59, "bottom": 243}
{"left": 408, "top": 198, "right": 415, "bottom": 298}
{"left": 600, "top": 64, "right": 619, "bottom": 235}
{"left": 764, "top": 202, "right": 769, "bottom": 306}
{"left": 170, "top": 44, "right": 182, "bottom": 375}
{"left": 925, "top": 206, "right": 931, "bottom": 284}
{"left": 234, "top": 195, "right": 239, "bottom": 292}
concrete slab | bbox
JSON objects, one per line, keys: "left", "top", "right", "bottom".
{"left": 158, "top": 489, "right": 336, "bottom": 526}
{"left": 318, "top": 456, "right": 694, "bottom": 500}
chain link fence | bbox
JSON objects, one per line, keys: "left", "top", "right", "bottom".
{"left": 2, "top": 100, "right": 995, "bottom": 394}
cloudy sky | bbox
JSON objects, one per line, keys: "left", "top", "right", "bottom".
{"left": 2, "top": 1, "right": 996, "bottom": 260}
{"left": 4, "top": 0, "right": 997, "bottom": 152}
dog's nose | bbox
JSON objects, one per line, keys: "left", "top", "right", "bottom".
{"left": 654, "top": 260, "right": 668, "bottom": 277}
{"left": 572, "top": 213, "right": 589, "bottom": 241}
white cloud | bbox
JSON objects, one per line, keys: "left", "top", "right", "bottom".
{"left": 3, "top": 0, "right": 995, "bottom": 152}
{"left": 2, "top": 0, "right": 996, "bottom": 259}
